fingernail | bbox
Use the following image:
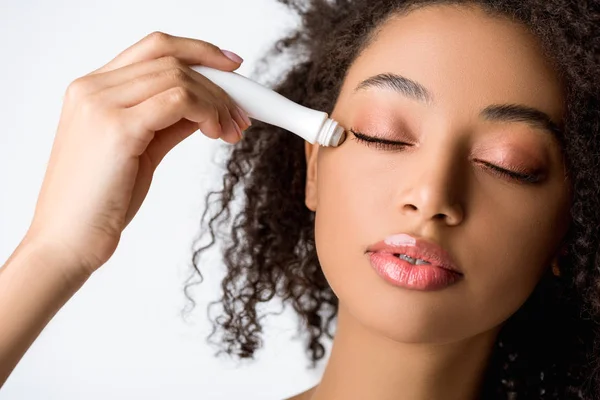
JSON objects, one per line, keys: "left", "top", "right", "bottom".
{"left": 235, "top": 105, "right": 252, "bottom": 128}
{"left": 221, "top": 49, "right": 243, "bottom": 64}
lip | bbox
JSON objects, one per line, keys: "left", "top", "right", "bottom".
{"left": 366, "top": 233, "right": 463, "bottom": 291}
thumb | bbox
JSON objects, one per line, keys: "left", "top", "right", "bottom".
{"left": 146, "top": 119, "right": 200, "bottom": 167}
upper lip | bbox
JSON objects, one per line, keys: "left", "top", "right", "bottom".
{"left": 366, "top": 233, "right": 463, "bottom": 275}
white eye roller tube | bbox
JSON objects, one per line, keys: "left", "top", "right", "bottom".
{"left": 191, "top": 65, "right": 346, "bottom": 147}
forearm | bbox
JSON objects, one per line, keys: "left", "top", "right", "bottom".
{"left": 0, "top": 237, "right": 90, "bottom": 387}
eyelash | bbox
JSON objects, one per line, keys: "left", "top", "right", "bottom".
{"left": 349, "top": 128, "right": 543, "bottom": 184}
{"left": 350, "top": 128, "right": 412, "bottom": 151}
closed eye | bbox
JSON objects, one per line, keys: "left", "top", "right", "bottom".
{"left": 349, "top": 128, "right": 412, "bottom": 151}
{"left": 476, "top": 161, "right": 544, "bottom": 184}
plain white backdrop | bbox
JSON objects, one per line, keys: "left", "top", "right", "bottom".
{"left": 0, "top": 0, "right": 331, "bottom": 398}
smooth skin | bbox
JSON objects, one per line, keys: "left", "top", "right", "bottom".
{"left": 0, "top": 31, "right": 250, "bottom": 387}
{"left": 292, "top": 4, "right": 568, "bottom": 400}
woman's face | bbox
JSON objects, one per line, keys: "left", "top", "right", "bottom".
{"left": 305, "top": 4, "right": 570, "bottom": 343}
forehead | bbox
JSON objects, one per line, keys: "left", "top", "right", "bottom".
{"left": 340, "top": 4, "right": 564, "bottom": 121}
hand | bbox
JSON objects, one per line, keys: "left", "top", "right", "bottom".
{"left": 25, "top": 31, "right": 252, "bottom": 276}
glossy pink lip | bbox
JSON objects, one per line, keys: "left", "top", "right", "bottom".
{"left": 366, "top": 233, "right": 463, "bottom": 291}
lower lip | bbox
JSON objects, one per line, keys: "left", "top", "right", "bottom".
{"left": 368, "top": 252, "right": 462, "bottom": 291}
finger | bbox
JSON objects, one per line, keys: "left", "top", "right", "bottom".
{"left": 145, "top": 118, "right": 201, "bottom": 168}
{"left": 96, "top": 63, "right": 214, "bottom": 107}
{"left": 216, "top": 103, "right": 241, "bottom": 144}
{"left": 85, "top": 56, "right": 250, "bottom": 130}
{"left": 192, "top": 71, "right": 251, "bottom": 133}
{"left": 123, "top": 86, "right": 226, "bottom": 150}
{"left": 145, "top": 112, "right": 241, "bottom": 170}
{"left": 89, "top": 57, "right": 251, "bottom": 132}
{"left": 89, "top": 31, "right": 242, "bottom": 75}
{"left": 79, "top": 56, "right": 184, "bottom": 96}
{"left": 82, "top": 56, "right": 192, "bottom": 94}
{"left": 95, "top": 67, "right": 240, "bottom": 141}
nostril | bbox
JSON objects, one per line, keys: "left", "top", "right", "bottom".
{"left": 403, "top": 204, "right": 418, "bottom": 212}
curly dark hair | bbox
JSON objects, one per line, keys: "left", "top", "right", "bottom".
{"left": 183, "top": 0, "right": 600, "bottom": 398}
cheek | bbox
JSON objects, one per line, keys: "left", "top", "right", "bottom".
{"left": 463, "top": 187, "right": 569, "bottom": 325}
{"left": 313, "top": 147, "right": 389, "bottom": 253}
{"left": 312, "top": 147, "right": 387, "bottom": 293}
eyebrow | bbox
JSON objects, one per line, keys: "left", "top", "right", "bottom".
{"left": 481, "top": 104, "right": 562, "bottom": 138}
{"left": 354, "top": 73, "right": 433, "bottom": 103}
{"left": 354, "top": 73, "right": 563, "bottom": 138}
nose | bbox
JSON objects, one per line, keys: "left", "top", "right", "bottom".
{"left": 397, "top": 146, "right": 465, "bottom": 227}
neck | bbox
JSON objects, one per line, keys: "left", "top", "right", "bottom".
{"left": 310, "top": 304, "right": 498, "bottom": 400}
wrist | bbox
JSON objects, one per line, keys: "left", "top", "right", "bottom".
{"left": 14, "top": 235, "right": 93, "bottom": 289}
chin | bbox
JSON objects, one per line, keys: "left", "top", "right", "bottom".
{"left": 348, "top": 282, "right": 475, "bottom": 343}
{"left": 321, "top": 253, "right": 491, "bottom": 345}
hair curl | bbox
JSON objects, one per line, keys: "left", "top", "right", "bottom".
{"left": 184, "top": 0, "right": 600, "bottom": 398}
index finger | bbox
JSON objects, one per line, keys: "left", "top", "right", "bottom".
{"left": 88, "top": 31, "right": 243, "bottom": 75}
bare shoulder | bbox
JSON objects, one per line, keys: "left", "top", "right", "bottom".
{"left": 284, "top": 386, "right": 317, "bottom": 400}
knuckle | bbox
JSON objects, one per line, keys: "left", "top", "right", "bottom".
{"left": 145, "top": 31, "right": 171, "bottom": 46}
{"left": 159, "top": 55, "right": 184, "bottom": 69}
{"left": 162, "top": 67, "right": 190, "bottom": 84}
{"left": 167, "top": 86, "right": 195, "bottom": 105}
{"left": 66, "top": 77, "right": 92, "bottom": 99}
